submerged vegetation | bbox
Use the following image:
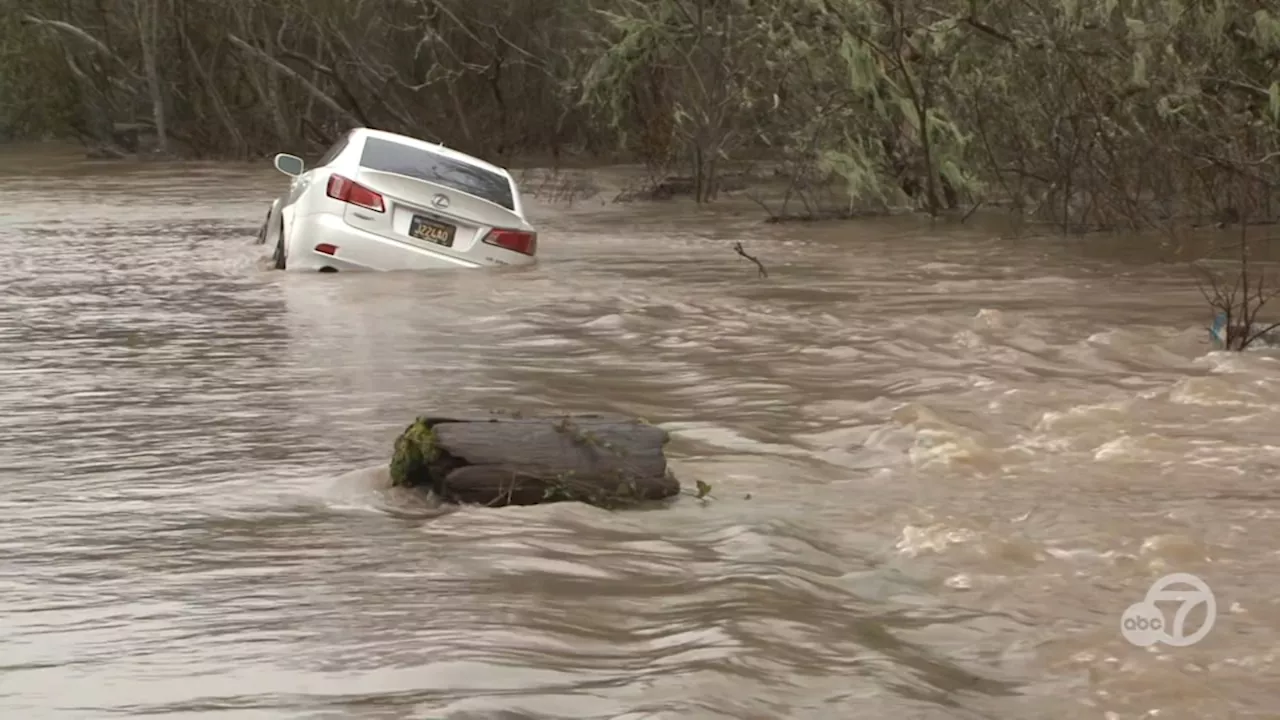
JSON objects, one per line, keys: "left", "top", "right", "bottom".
{"left": 2, "top": 0, "right": 1277, "bottom": 228}
{"left": 1193, "top": 181, "right": 1280, "bottom": 352}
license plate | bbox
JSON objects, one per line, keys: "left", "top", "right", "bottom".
{"left": 408, "top": 214, "right": 456, "bottom": 247}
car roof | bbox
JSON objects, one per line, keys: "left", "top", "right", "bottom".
{"left": 354, "top": 128, "right": 512, "bottom": 179}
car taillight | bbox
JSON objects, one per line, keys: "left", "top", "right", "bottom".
{"left": 482, "top": 229, "right": 537, "bottom": 256}
{"left": 327, "top": 174, "right": 384, "bottom": 212}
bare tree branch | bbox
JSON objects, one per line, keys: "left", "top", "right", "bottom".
{"left": 227, "top": 33, "right": 362, "bottom": 128}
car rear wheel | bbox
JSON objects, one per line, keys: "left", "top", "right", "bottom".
{"left": 271, "top": 224, "right": 287, "bottom": 270}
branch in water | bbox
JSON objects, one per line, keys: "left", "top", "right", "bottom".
{"left": 733, "top": 242, "right": 769, "bottom": 278}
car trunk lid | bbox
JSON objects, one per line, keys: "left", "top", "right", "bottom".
{"left": 339, "top": 137, "right": 529, "bottom": 258}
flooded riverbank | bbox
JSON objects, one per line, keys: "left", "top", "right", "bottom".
{"left": 2, "top": 146, "right": 1277, "bottom": 719}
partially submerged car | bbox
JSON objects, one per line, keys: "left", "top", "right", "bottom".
{"left": 257, "top": 128, "right": 537, "bottom": 272}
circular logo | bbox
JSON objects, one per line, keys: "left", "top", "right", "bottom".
{"left": 1120, "top": 572, "right": 1216, "bottom": 648}
{"left": 431, "top": 194, "right": 450, "bottom": 209}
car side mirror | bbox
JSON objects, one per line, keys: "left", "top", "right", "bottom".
{"left": 274, "top": 153, "right": 305, "bottom": 177}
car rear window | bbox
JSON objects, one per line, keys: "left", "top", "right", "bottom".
{"left": 358, "top": 137, "right": 514, "bottom": 210}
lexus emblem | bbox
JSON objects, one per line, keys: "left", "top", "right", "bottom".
{"left": 431, "top": 194, "right": 450, "bottom": 209}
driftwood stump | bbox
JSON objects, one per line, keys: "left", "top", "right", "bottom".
{"left": 388, "top": 412, "right": 680, "bottom": 509}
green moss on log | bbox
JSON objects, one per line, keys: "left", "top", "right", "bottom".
{"left": 389, "top": 417, "right": 440, "bottom": 487}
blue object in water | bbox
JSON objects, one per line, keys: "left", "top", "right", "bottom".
{"left": 1210, "top": 311, "right": 1227, "bottom": 348}
{"left": 1209, "top": 311, "right": 1280, "bottom": 349}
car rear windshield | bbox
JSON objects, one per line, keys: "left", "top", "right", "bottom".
{"left": 358, "top": 137, "right": 514, "bottom": 210}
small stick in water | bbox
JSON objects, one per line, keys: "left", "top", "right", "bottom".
{"left": 733, "top": 242, "right": 769, "bottom": 278}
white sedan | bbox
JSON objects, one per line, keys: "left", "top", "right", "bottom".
{"left": 256, "top": 128, "right": 538, "bottom": 272}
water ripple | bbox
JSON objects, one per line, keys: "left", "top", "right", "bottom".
{"left": 1, "top": 155, "right": 1277, "bottom": 719}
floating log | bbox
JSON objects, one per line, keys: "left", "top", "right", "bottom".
{"left": 388, "top": 412, "right": 680, "bottom": 509}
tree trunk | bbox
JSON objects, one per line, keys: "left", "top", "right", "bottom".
{"left": 389, "top": 413, "right": 680, "bottom": 509}
{"left": 134, "top": 0, "right": 169, "bottom": 156}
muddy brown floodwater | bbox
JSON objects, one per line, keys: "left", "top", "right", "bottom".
{"left": 2, "top": 145, "right": 1279, "bottom": 720}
